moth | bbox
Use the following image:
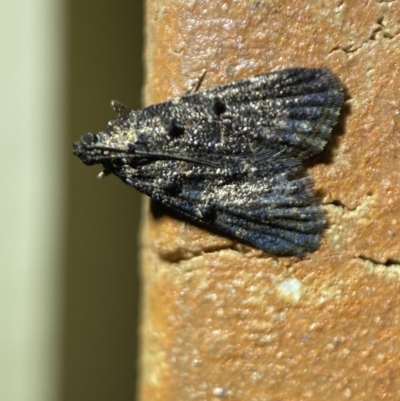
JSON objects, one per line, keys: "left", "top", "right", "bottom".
{"left": 73, "top": 67, "right": 344, "bottom": 256}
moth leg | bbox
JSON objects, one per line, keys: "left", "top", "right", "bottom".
{"left": 185, "top": 69, "right": 207, "bottom": 94}
{"left": 97, "top": 170, "right": 111, "bottom": 180}
{"left": 111, "top": 100, "right": 132, "bottom": 117}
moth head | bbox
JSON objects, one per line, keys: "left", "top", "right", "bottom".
{"left": 73, "top": 119, "right": 140, "bottom": 174}
{"left": 73, "top": 132, "right": 104, "bottom": 166}
{"left": 73, "top": 99, "right": 143, "bottom": 168}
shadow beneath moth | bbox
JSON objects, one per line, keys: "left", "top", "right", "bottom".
{"left": 73, "top": 67, "right": 344, "bottom": 256}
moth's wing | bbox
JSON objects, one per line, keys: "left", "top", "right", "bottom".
{"left": 201, "top": 67, "right": 344, "bottom": 160}
{"left": 126, "top": 168, "right": 324, "bottom": 256}
{"left": 197, "top": 176, "right": 324, "bottom": 256}
{"left": 209, "top": 177, "right": 324, "bottom": 256}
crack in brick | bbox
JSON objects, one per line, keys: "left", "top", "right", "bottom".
{"left": 329, "top": 14, "right": 400, "bottom": 55}
{"left": 358, "top": 254, "right": 400, "bottom": 267}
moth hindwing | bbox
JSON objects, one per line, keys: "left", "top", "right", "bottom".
{"left": 73, "top": 67, "right": 344, "bottom": 256}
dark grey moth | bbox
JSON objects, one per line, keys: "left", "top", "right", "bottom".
{"left": 73, "top": 67, "right": 343, "bottom": 256}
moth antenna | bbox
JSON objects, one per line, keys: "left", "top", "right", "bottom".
{"left": 305, "top": 252, "right": 349, "bottom": 261}
{"left": 186, "top": 69, "right": 207, "bottom": 94}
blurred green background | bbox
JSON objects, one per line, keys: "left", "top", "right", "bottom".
{"left": 65, "top": 0, "right": 143, "bottom": 400}
{"left": 1, "top": 0, "right": 144, "bottom": 400}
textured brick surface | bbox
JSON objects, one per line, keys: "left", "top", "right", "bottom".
{"left": 139, "top": 1, "right": 400, "bottom": 400}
